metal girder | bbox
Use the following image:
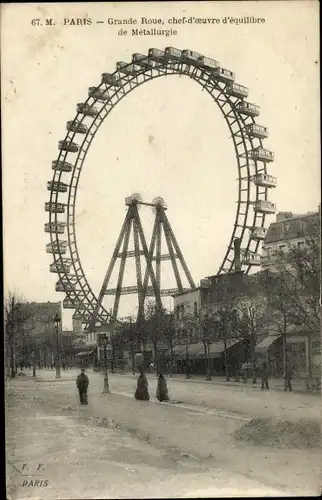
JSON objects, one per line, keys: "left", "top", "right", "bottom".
{"left": 117, "top": 250, "right": 144, "bottom": 258}
{"left": 161, "top": 209, "right": 196, "bottom": 289}
{"left": 133, "top": 217, "right": 144, "bottom": 313}
{"left": 105, "top": 286, "right": 190, "bottom": 297}
{"left": 111, "top": 207, "right": 133, "bottom": 321}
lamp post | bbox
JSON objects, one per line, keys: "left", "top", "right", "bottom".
{"left": 54, "top": 313, "right": 61, "bottom": 379}
{"left": 31, "top": 350, "right": 36, "bottom": 378}
{"left": 98, "top": 333, "right": 110, "bottom": 394}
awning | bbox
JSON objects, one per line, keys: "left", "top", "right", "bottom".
{"left": 186, "top": 343, "right": 204, "bottom": 359}
{"left": 255, "top": 335, "right": 281, "bottom": 353}
{"left": 171, "top": 339, "right": 243, "bottom": 360}
{"left": 209, "top": 338, "right": 242, "bottom": 358}
{"left": 76, "top": 350, "right": 96, "bottom": 357}
{"left": 172, "top": 343, "right": 204, "bottom": 359}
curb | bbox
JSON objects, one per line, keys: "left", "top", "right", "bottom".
{"left": 110, "top": 372, "right": 315, "bottom": 396}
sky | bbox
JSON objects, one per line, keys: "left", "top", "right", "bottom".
{"left": 2, "top": 2, "right": 320, "bottom": 329}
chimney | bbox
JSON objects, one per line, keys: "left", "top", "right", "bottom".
{"left": 276, "top": 211, "right": 293, "bottom": 222}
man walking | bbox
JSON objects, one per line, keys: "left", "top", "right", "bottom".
{"left": 284, "top": 364, "right": 292, "bottom": 392}
{"left": 76, "top": 368, "right": 89, "bottom": 404}
{"left": 260, "top": 360, "right": 269, "bottom": 390}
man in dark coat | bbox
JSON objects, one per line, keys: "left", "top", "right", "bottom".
{"left": 260, "top": 360, "right": 269, "bottom": 390}
{"left": 76, "top": 368, "right": 89, "bottom": 404}
{"left": 284, "top": 364, "right": 292, "bottom": 392}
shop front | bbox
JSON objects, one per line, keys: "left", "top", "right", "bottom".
{"left": 75, "top": 347, "right": 97, "bottom": 367}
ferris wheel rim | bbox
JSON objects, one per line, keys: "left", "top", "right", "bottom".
{"left": 47, "top": 50, "right": 273, "bottom": 324}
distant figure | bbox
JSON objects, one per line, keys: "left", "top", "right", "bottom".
{"left": 156, "top": 373, "right": 169, "bottom": 402}
{"left": 19, "top": 362, "right": 24, "bottom": 371}
{"left": 76, "top": 368, "right": 89, "bottom": 404}
{"left": 135, "top": 368, "right": 150, "bottom": 401}
{"left": 62, "top": 361, "right": 66, "bottom": 371}
{"left": 260, "top": 361, "right": 269, "bottom": 390}
{"left": 148, "top": 362, "right": 154, "bottom": 373}
{"left": 185, "top": 361, "right": 192, "bottom": 379}
{"left": 284, "top": 365, "right": 292, "bottom": 392}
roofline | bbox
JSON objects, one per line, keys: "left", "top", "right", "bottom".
{"left": 271, "top": 212, "right": 319, "bottom": 225}
{"left": 172, "top": 287, "right": 202, "bottom": 298}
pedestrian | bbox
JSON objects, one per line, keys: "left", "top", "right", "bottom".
{"left": 185, "top": 361, "right": 192, "bottom": 379}
{"left": 76, "top": 368, "right": 89, "bottom": 404}
{"left": 134, "top": 367, "right": 150, "bottom": 401}
{"left": 284, "top": 364, "right": 292, "bottom": 392}
{"left": 148, "top": 362, "right": 154, "bottom": 373}
{"left": 19, "top": 361, "right": 23, "bottom": 371}
{"left": 156, "top": 373, "right": 169, "bottom": 402}
{"left": 260, "top": 360, "right": 269, "bottom": 390}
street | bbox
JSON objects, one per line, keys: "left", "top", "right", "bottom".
{"left": 6, "top": 369, "right": 322, "bottom": 499}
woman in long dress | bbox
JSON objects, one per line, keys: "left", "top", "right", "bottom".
{"left": 156, "top": 373, "right": 169, "bottom": 402}
{"left": 135, "top": 367, "right": 150, "bottom": 401}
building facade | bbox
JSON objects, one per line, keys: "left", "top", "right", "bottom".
{"left": 260, "top": 207, "right": 321, "bottom": 378}
{"left": 261, "top": 207, "right": 320, "bottom": 272}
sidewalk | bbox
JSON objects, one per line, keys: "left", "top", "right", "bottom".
{"left": 24, "top": 367, "right": 320, "bottom": 395}
{"left": 158, "top": 373, "right": 319, "bottom": 395}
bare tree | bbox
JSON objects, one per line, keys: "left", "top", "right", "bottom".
{"left": 160, "top": 312, "right": 177, "bottom": 376}
{"left": 183, "top": 308, "right": 217, "bottom": 380}
{"left": 117, "top": 318, "right": 136, "bottom": 373}
{"left": 270, "top": 241, "right": 320, "bottom": 334}
{"left": 144, "top": 300, "right": 161, "bottom": 372}
{"left": 4, "top": 291, "right": 32, "bottom": 377}
{"left": 212, "top": 307, "right": 238, "bottom": 382}
{"left": 261, "top": 238, "right": 321, "bottom": 380}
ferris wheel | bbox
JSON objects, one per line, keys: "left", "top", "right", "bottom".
{"left": 45, "top": 47, "right": 277, "bottom": 327}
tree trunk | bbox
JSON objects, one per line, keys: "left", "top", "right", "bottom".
{"left": 131, "top": 344, "right": 135, "bottom": 375}
{"left": 307, "top": 335, "right": 313, "bottom": 379}
{"left": 169, "top": 344, "right": 174, "bottom": 377}
{"left": 224, "top": 338, "right": 229, "bottom": 381}
{"left": 10, "top": 339, "right": 16, "bottom": 378}
{"left": 153, "top": 341, "right": 158, "bottom": 374}
{"left": 204, "top": 343, "right": 211, "bottom": 380}
{"left": 185, "top": 345, "right": 191, "bottom": 378}
{"left": 282, "top": 331, "right": 287, "bottom": 380}
{"left": 250, "top": 335, "right": 257, "bottom": 383}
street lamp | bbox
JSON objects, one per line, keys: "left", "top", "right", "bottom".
{"left": 97, "top": 333, "right": 110, "bottom": 394}
{"left": 54, "top": 313, "right": 61, "bottom": 379}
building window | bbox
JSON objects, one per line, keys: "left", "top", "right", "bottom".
{"left": 312, "top": 342, "right": 321, "bottom": 355}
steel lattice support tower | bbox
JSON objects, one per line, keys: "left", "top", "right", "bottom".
{"left": 86, "top": 194, "right": 196, "bottom": 331}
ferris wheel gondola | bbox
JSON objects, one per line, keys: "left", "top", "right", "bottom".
{"left": 46, "top": 46, "right": 277, "bottom": 326}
